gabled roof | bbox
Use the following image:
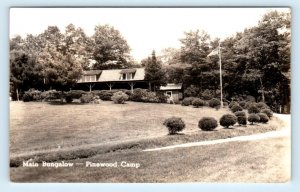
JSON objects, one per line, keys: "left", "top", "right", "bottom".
{"left": 99, "top": 68, "right": 145, "bottom": 82}
{"left": 160, "top": 83, "right": 183, "bottom": 91}
{"left": 120, "top": 69, "right": 137, "bottom": 74}
{"left": 82, "top": 70, "right": 102, "bottom": 76}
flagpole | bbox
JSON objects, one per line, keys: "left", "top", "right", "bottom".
{"left": 219, "top": 41, "right": 223, "bottom": 108}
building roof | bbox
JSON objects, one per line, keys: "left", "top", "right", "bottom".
{"left": 82, "top": 70, "right": 102, "bottom": 76}
{"left": 120, "top": 69, "right": 137, "bottom": 74}
{"left": 99, "top": 68, "right": 144, "bottom": 82}
{"left": 160, "top": 83, "right": 183, "bottom": 91}
{"left": 78, "top": 68, "right": 145, "bottom": 83}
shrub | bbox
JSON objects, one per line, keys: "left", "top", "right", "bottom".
{"left": 67, "top": 90, "right": 86, "bottom": 99}
{"left": 237, "top": 116, "right": 247, "bottom": 126}
{"left": 80, "top": 93, "right": 94, "bottom": 103}
{"left": 182, "top": 97, "right": 196, "bottom": 106}
{"left": 184, "top": 85, "right": 200, "bottom": 97}
{"left": 200, "top": 89, "right": 215, "bottom": 100}
{"left": 198, "top": 117, "right": 218, "bottom": 131}
{"left": 130, "top": 88, "right": 147, "bottom": 102}
{"left": 192, "top": 98, "right": 205, "bottom": 108}
{"left": 65, "top": 95, "right": 73, "bottom": 103}
{"left": 219, "top": 114, "right": 237, "bottom": 128}
{"left": 97, "top": 90, "right": 114, "bottom": 101}
{"left": 239, "top": 101, "right": 247, "bottom": 109}
{"left": 248, "top": 113, "right": 260, "bottom": 125}
{"left": 111, "top": 91, "right": 129, "bottom": 104}
{"left": 208, "top": 98, "right": 221, "bottom": 108}
{"left": 229, "top": 101, "right": 238, "bottom": 108}
{"left": 40, "top": 90, "right": 61, "bottom": 101}
{"left": 23, "top": 89, "right": 42, "bottom": 102}
{"left": 230, "top": 104, "right": 243, "bottom": 113}
{"left": 245, "top": 101, "right": 255, "bottom": 109}
{"left": 248, "top": 104, "right": 260, "bottom": 114}
{"left": 142, "top": 91, "right": 160, "bottom": 103}
{"left": 261, "top": 108, "right": 273, "bottom": 118}
{"left": 163, "top": 117, "right": 186, "bottom": 135}
{"left": 223, "top": 102, "right": 229, "bottom": 107}
{"left": 256, "top": 102, "right": 269, "bottom": 110}
{"left": 234, "top": 111, "right": 246, "bottom": 117}
{"left": 258, "top": 113, "right": 269, "bottom": 123}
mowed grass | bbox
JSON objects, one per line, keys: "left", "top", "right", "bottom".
{"left": 10, "top": 101, "right": 281, "bottom": 157}
{"left": 10, "top": 137, "right": 290, "bottom": 182}
{"left": 9, "top": 101, "right": 232, "bottom": 154}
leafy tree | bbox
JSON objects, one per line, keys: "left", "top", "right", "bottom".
{"left": 144, "top": 50, "right": 167, "bottom": 91}
{"left": 91, "top": 24, "right": 131, "bottom": 69}
{"left": 37, "top": 25, "right": 83, "bottom": 91}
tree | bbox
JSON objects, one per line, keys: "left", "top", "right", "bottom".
{"left": 234, "top": 10, "right": 291, "bottom": 112}
{"left": 37, "top": 25, "right": 83, "bottom": 92}
{"left": 144, "top": 50, "right": 167, "bottom": 91}
{"left": 91, "top": 24, "right": 131, "bottom": 70}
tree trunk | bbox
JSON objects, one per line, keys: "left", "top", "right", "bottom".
{"left": 60, "top": 91, "right": 64, "bottom": 103}
{"left": 148, "top": 82, "right": 152, "bottom": 91}
{"left": 259, "top": 77, "right": 265, "bottom": 102}
{"left": 16, "top": 88, "right": 19, "bottom": 101}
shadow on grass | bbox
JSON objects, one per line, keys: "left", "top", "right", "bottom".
{"left": 47, "top": 101, "right": 85, "bottom": 105}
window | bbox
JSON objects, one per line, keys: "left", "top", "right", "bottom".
{"left": 84, "top": 75, "right": 96, "bottom": 82}
{"left": 121, "top": 73, "right": 133, "bottom": 80}
{"left": 166, "top": 91, "right": 172, "bottom": 98}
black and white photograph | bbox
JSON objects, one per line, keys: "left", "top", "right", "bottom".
{"left": 9, "top": 8, "right": 291, "bottom": 182}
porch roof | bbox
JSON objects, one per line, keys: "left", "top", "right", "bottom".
{"left": 160, "top": 83, "right": 183, "bottom": 91}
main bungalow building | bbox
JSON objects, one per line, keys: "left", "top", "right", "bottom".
{"left": 75, "top": 68, "right": 183, "bottom": 102}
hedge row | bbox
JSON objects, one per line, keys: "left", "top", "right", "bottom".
{"left": 22, "top": 88, "right": 167, "bottom": 104}
{"left": 163, "top": 111, "right": 271, "bottom": 134}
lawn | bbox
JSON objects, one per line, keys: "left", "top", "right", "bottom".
{"left": 10, "top": 101, "right": 288, "bottom": 182}
{"left": 10, "top": 137, "right": 290, "bottom": 182}
{"left": 10, "top": 101, "right": 281, "bottom": 157}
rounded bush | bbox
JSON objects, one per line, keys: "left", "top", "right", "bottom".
{"left": 208, "top": 98, "right": 221, "bottom": 108}
{"left": 219, "top": 114, "right": 237, "bottom": 128}
{"left": 198, "top": 117, "right": 218, "bottom": 131}
{"left": 192, "top": 98, "right": 205, "bottom": 108}
{"left": 256, "top": 102, "right": 269, "bottom": 110}
{"left": 239, "top": 101, "right": 247, "bottom": 109}
{"left": 22, "top": 89, "right": 42, "bottom": 102}
{"left": 248, "top": 104, "right": 260, "bottom": 114}
{"left": 234, "top": 111, "right": 246, "bottom": 117}
{"left": 248, "top": 113, "right": 260, "bottom": 125}
{"left": 67, "top": 90, "right": 86, "bottom": 99}
{"left": 231, "top": 104, "right": 243, "bottom": 113}
{"left": 223, "top": 102, "right": 229, "bottom": 107}
{"left": 229, "top": 101, "right": 238, "bottom": 108}
{"left": 41, "top": 90, "right": 61, "bottom": 101}
{"left": 111, "top": 91, "right": 129, "bottom": 104}
{"left": 80, "top": 93, "right": 94, "bottom": 103}
{"left": 261, "top": 108, "right": 273, "bottom": 118}
{"left": 163, "top": 117, "right": 186, "bottom": 135}
{"left": 237, "top": 116, "right": 247, "bottom": 126}
{"left": 130, "top": 88, "right": 147, "bottom": 102}
{"left": 258, "top": 113, "right": 269, "bottom": 123}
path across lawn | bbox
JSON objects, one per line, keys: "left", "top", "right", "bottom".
{"left": 144, "top": 113, "right": 291, "bottom": 152}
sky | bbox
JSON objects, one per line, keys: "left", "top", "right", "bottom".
{"left": 10, "top": 8, "right": 290, "bottom": 61}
